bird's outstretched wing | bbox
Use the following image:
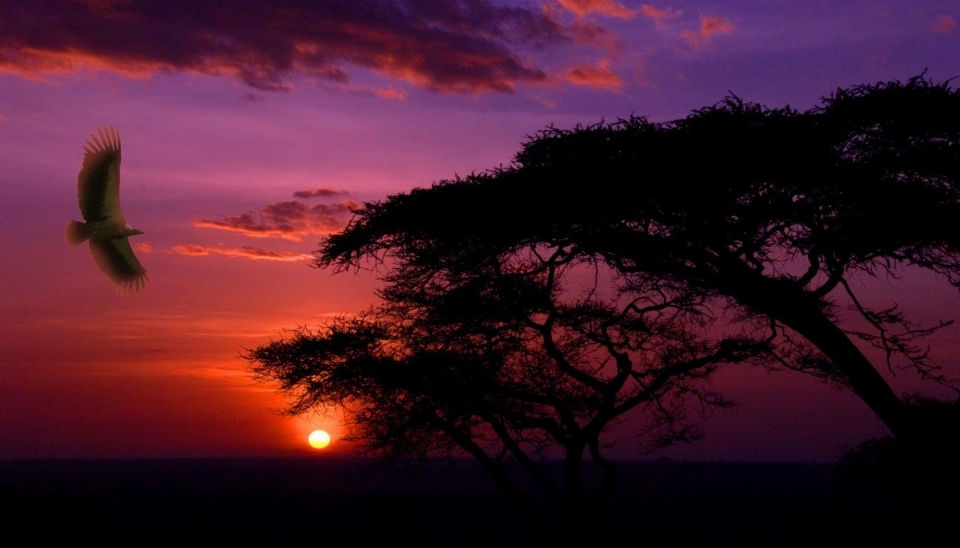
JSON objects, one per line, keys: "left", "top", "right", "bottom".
{"left": 89, "top": 238, "right": 149, "bottom": 294}
{"left": 78, "top": 126, "right": 123, "bottom": 224}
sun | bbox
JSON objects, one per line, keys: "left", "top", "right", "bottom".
{"left": 308, "top": 429, "right": 331, "bottom": 449}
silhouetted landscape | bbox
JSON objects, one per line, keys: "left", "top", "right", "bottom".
{"left": 245, "top": 76, "right": 960, "bottom": 529}
{"left": 4, "top": 3, "right": 960, "bottom": 545}
{"left": 2, "top": 457, "right": 951, "bottom": 544}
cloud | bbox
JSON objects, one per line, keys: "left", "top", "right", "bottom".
{"left": 194, "top": 188, "right": 358, "bottom": 241}
{"left": 135, "top": 243, "right": 153, "bottom": 253}
{"left": 557, "top": 0, "right": 638, "bottom": 19}
{"left": 557, "top": 1, "right": 680, "bottom": 23}
{"left": 358, "top": 85, "right": 408, "bottom": 100}
{"left": 681, "top": 15, "right": 734, "bottom": 48}
{"left": 171, "top": 245, "right": 213, "bottom": 257}
{"left": 566, "top": 60, "right": 623, "bottom": 90}
{"left": 932, "top": 14, "right": 957, "bottom": 34}
{"left": 0, "top": 0, "right": 570, "bottom": 94}
{"left": 637, "top": 5, "right": 682, "bottom": 25}
{"left": 700, "top": 15, "right": 735, "bottom": 38}
{"left": 292, "top": 187, "right": 352, "bottom": 199}
{"left": 566, "top": 18, "right": 623, "bottom": 55}
{"left": 172, "top": 245, "right": 312, "bottom": 262}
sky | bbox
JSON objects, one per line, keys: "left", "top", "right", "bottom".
{"left": 2, "top": 0, "right": 960, "bottom": 462}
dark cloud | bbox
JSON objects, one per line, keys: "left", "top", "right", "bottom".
{"left": 0, "top": 0, "right": 569, "bottom": 93}
{"left": 172, "top": 244, "right": 312, "bottom": 262}
{"left": 194, "top": 189, "right": 359, "bottom": 240}
{"left": 568, "top": 18, "right": 622, "bottom": 54}
{"left": 293, "top": 187, "right": 351, "bottom": 199}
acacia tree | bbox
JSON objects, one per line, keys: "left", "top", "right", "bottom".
{"left": 249, "top": 243, "right": 768, "bottom": 520}
{"left": 319, "top": 76, "right": 960, "bottom": 459}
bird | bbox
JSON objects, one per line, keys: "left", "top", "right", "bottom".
{"left": 65, "top": 126, "right": 148, "bottom": 294}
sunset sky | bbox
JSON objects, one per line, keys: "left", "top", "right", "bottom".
{"left": 2, "top": 0, "right": 960, "bottom": 461}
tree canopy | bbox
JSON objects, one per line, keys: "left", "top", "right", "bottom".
{"left": 251, "top": 75, "right": 960, "bottom": 513}
{"left": 250, "top": 243, "right": 767, "bottom": 515}
{"left": 319, "top": 75, "right": 960, "bottom": 444}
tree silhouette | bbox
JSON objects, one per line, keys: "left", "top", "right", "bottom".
{"left": 249, "top": 243, "right": 768, "bottom": 523}
{"left": 318, "top": 75, "right": 960, "bottom": 457}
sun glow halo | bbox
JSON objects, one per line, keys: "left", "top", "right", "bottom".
{"left": 308, "top": 429, "right": 331, "bottom": 449}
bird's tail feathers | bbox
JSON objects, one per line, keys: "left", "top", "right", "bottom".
{"left": 64, "top": 220, "right": 88, "bottom": 246}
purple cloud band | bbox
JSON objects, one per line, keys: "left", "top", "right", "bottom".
{"left": 1, "top": 0, "right": 568, "bottom": 93}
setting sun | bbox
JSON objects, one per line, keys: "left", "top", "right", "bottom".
{"left": 308, "top": 430, "right": 331, "bottom": 449}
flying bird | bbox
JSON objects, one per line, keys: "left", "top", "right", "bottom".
{"left": 65, "top": 126, "right": 148, "bottom": 293}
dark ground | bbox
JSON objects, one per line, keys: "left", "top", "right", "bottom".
{"left": 0, "top": 458, "right": 950, "bottom": 545}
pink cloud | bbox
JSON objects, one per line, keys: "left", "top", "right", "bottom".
{"left": 1, "top": 0, "right": 569, "bottom": 94}
{"left": 172, "top": 245, "right": 312, "bottom": 262}
{"left": 638, "top": 4, "right": 683, "bottom": 24}
{"left": 194, "top": 189, "right": 359, "bottom": 241}
{"left": 681, "top": 15, "right": 734, "bottom": 48}
{"left": 566, "top": 60, "right": 624, "bottom": 90}
{"left": 558, "top": 0, "right": 638, "bottom": 19}
{"left": 932, "top": 14, "right": 957, "bottom": 34}
{"left": 557, "top": 1, "right": 681, "bottom": 24}
{"left": 369, "top": 86, "right": 407, "bottom": 100}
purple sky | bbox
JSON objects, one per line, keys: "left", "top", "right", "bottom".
{"left": 2, "top": 0, "right": 959, "bottom": 461}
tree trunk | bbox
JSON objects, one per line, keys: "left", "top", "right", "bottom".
{"left": 719, "top": 268, "right": 914, "bottom": 440}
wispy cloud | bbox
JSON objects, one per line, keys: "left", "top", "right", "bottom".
{"left": 557, "top": 0, "right": 638, "bottom": 19}
{"left": 566, "top": 60, "right": 623, "bottom": 90}
{"left": 931, "top": 14, "right": 957, "bottom": 34}
{"left": 638, "top": 4, "right": 682, "bottom": 25}
{"left": 0, "top": 0, "right": 570, "bottom": 94}
{"left": 194, "top": 188, "right": 359, "bottom": 241}
{"left": 681, "top": 15, "right": 734, "bottom": 48}
{"left": 557, "top": 1, "right": 681, "bottom": 23}
{"left": 292, "top": 187, "right": 352, "bottom": 199}
{"left": 357, "top": 85, "right": 408, "bottom": 100}
{"left": 565, "top": 17, "right": 623, "bottom": 56}
{"left": 172, "top": 245, "right": 312, "bottom": 262}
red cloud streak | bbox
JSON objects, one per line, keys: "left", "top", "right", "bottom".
{"left": 638, "top": 4, "right": 682, "bottom": 24}
{"left": 681, "top": 15, "right": 735, "bottom": 48}
{"left": 558, "top": 0, "right": 637, "bottom": 19}
{"left": 566, "top": 60, "right": 623, "bottom": 90}
{"left": 172, "top": 245, "right": 312, "bottom": 262}
{"left": 558, "top": 1, "right": 681, "bottom": 23}
{"left": 0, "top": 0, "right": 568, "bottom": 93}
